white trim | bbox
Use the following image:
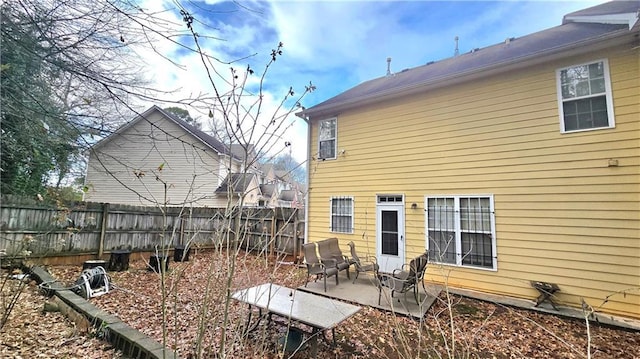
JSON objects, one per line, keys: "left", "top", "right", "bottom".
{"left": 424, "top": 194, "right": 497, "bottom": 271}
{"left": 565, "top": 13, "right": 639, "bottom": 30}
{"left": 318, "top": 117, "right": 337, "bottom": 160}
{"left": 556, "top": 58, "right": 615, "bottom": 134}
{"left": 329, "top": 196, "right": 354, "bottom": 234}
{"left": 376, "top": 193, "right": 405, "bottom": 204}
{"left": 376, "top": 194, "right": 405, "bottom": 272}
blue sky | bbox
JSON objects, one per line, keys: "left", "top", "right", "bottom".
{"left": 140, "top": 0, "right": 606, "bottom": 164}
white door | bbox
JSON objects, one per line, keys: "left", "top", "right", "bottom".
{"left": 376, "top": 196, "right": 405, "bottom": 273}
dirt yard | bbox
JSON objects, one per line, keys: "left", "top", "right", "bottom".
{"left": 2, "top": 250, "right": 639, "bottom": 358}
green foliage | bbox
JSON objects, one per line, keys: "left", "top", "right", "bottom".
{"left": 164, "top": 107, "right": 201, "bottom": 129}
{"left": 164, "top": 107, "right": 194, "bottom": 123}
{"left": 1, "top": 1, "right": 144, "bottom": 196}
{"left": 0, "top": 4, "right": 76, "bottom": 196}
{"left": 46, "top": 186, "right": 84, "bottom": 205}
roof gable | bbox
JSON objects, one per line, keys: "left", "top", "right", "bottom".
{"left": 91, "top": 105, "right": 237, "bottom": 158}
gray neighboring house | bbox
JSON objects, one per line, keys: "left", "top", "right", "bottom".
{"left": 84, "top": 106, "right": 259, "bottom": 207}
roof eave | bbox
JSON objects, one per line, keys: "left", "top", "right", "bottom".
{"left": 564, "top": 12, "right": 640, "bottom": 30}
{"left": 299, "top": 28, "right": 634, "bottom": 120}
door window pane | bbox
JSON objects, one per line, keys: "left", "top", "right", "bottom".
{"left": 381, "top": 210, "right": 398, "bottom": 256}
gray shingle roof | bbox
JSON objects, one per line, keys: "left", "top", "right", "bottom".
{"left": 278, "top": 190, "right": 297, "bottom": 202}
{"left": 260, "top": 183, "right": 277, "bottom": 197}
{"left": 298, "top": 1, "right": 638, "bottom": 119}
{"left": 215, "top": 173, "right": 258, "bottom": 194}
{"left": 154, "top": 106, "right": 233, "bottom": 156}
{"left": 229, "top": 143, "right": 256, "bottom": 161}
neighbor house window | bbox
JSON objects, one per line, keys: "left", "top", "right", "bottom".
{"left": 557, "top": 59, "right": 614, "bottom": 133}
{"left": 330, "top": 196, "right": 353, "bottom": 233}
{"left": 318, "top": 118, "right": 336, "bottom": 159}
{"left": 426, "top": 195, "right": 496, "bottom": 270}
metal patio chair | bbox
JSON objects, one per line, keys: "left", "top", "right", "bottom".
{"left": 317, "top": 237, "right": 351, "bottom": 280}
{"left": 303, "top": 242, "right": 339, "bottom": 292}
{"left": 348, "top": 241, "right": 379, "bottom": 283}
{"left": 378, "top": 251, "right": 429, "bottom": 305}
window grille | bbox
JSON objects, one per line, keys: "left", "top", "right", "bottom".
{"left": 426, "top": 196, "right": 496, "bottom": 269}
{"left": 330, "top": 196, "right": 353, "bottom": 233}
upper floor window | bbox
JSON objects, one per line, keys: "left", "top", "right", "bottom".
{"left": 556, "top": 59, "right": 615, "bottom": 133}
{"left": 426, "top": 195, "right": 496, "bottom": 270}
{"left": 330, "top": 196, "right": 353, "bottom": 233}
{"left": 318, "top": 118, "right": 336, "bottom": 159}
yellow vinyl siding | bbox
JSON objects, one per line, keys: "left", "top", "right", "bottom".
{"left": 307, "top": 44, "right": 639, "bottom": 319}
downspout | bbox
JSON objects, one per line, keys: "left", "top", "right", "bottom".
{"left": 301, "top": 115, "right": 311, "bottom": 245}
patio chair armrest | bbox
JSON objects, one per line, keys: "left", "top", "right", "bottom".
{"left": 307, "top": 262, "right": 328, "bottom": 270}
{"left": 392, "top": 268, "right": 411, "bottom": 280}
{"left": 361, "top": 259, "right": 377, "bottom": 267}
{"left": 320, "top": 257, "right": 337, "bottom": 266}
{"left": 378, "top": 273, "right": 409, "bottom": 291}
{"left": 389, "top": 274, "right": 410, "bottom": 283}
{"left": 363, "top": 255, "right": 377, "bottom": 263}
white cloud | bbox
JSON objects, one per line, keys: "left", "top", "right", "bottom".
{"left": 126, "top": 0, "right": 608, "bottom": 167}
{"left": 127, "top": 1, "right": 309, "bottom": 164}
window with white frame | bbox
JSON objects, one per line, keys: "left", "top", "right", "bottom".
{"left": 556, "top": 59, "right": 615, "bottom": 133}
{"left": 318, "top": 118, "right": 336, "bottom": 159}
{"left": 426, "top": 195, "right": 496, "bottom": 269}
{"left": 330, "top": 196, "right": 353, "bottom": 233}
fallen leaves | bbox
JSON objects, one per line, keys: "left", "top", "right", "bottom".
{"left": 2, "top": 250, "right": 639, "bottom": 358}
{"left": 0, "top": 277, "right": 120, "bottom": 358}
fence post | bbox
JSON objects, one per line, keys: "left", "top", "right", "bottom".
{"left": 293, "top": 208, "right": 299, "bottom": 260}
{"left": 178, "top": 210, "right": 185, "bottom": 246}
{"left": 269, "top": 208, "right": 277, "bottom": 256}
{"left": 97, "top": 203, "right": 109, "bottom": 258}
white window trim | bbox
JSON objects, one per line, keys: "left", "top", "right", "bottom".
{"left": 556, "top": 58, "right": 615, "bottom": 134}
{"left": 318, "top": 117, "right": 337, "bottom": 160}
{"left": 424, "top": 194, "right": 497, "bottom": 271}
{"left": 329, "top": 196, "right": 354, "bottom": 234}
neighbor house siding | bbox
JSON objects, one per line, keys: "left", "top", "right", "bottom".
{"left": 85, "top": 111, "right": 225, "bottom": 206}
{"left": 307, "top": 44, "right": 639, "bottom": 318}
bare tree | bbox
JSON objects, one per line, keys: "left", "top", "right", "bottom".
{"left": 4, "top": 1, "right": 315, "bottom": 358}
{"left": 1, "top": 0, "right": 213, "bottom": 197}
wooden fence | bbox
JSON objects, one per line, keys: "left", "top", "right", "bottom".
{"left": 0, "top": 195, "right": 304, "bottom": 259}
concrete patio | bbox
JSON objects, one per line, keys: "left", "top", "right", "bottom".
{"left": 297, "top": 271, "right": 442, "bottom": 319}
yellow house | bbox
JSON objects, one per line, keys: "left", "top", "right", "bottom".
{"left": 297, "top": 2, "right": 640, "bottom": 320}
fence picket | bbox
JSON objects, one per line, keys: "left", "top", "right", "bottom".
{"left": 0, "top": 196, "right": 304, "bottom": 258}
